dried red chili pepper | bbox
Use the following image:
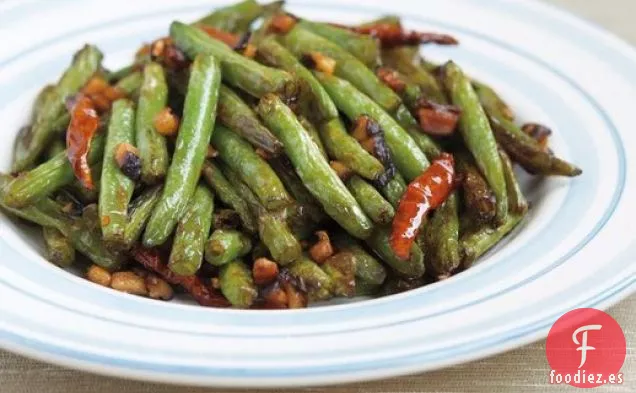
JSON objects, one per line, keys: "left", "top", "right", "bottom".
{"left": 415, "top": 99, "right": 461, "bottom": 136}
{"left": 131, "top": 246, "right": 230, "bottom": 307}
{"left": 66, "top": 94, "right": 99, "bottom": 190}
{"left": 343, "top": 23, "right": 458, "bottom": 48}
{"left": 390, "top": 152, "right": 455, "bottom": 260}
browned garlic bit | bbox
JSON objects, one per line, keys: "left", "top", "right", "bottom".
{"left": 111, "top": 271, "right": 148, "bottom": 296}
{"left": 309, "top": 231, "right": 334, "bottom": 264}
{"left": 302, "top": 51, "right": 336, "bottom": 75}
{"left": 329, "top": 161, "right": 352, "bottom": 180}
{"left": 145, "top": 274, "right": 174, "bottom": 300}
{"left": 86, "top": 265, "right": 112, "bottom": 287}
{"left": 153, "top": 107, "right": 179, "bottom": 136}
{"left": 252, "top": 258, "right": 279, "bottom": 285}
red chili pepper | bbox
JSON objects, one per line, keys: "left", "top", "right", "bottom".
{"left": 390, "top": 153, "right": 455, "bottom": 260}
{"left": 131, "top": 246, "right": 230, "bottom": 307}
{"left": 346, "top": 23, "right": 458, "bottom": 48}
{"left": 66, "top": 94, "right": 99, "bottom": 190}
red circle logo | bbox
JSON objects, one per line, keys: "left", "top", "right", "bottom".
{"left": 546, "top": 308, "right": 626, "bottom": 388}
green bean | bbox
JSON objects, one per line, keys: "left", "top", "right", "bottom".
{"left": 123, "top": 185, "right": 162, "bottom": 248}
{"left": 45, "top": 138, "right": 66, "bottom": 159}
{"left": 212, "top": 125, "right": 292, "bottom": 210}
{"left": 355, "top": 278, "right": 381, "bottom": 296}
{"left": 43, "top": 141, "right": 71, "bottom": 228}
{"left": 288, "top": 256, "right": 334, "bottom": 301}
{"left": 380, "top": 173, "right": 407, "bottom": 208}
{"left": 99, "top": 99, "right": 136, "bottom": 246}
{"left": 258, "top": 210, "right": 303, "bottom": 265}
{"left": 114, "top": 71, "right": 143, "bottom": 98}
{"left": 170, "top": 21, "right": 294, "bottom": 98}
{"left": 499, "top": 149, "right": 528, "bottom": 215}
{"left": 456, "top": 150, "right": 496, "bottom": 224}
{"left": 298, "top": 20, "right": 380, "bottom": 69}
{"left": 143, "top": 54, "right": 221, "bottom": 247}
{"left": 31, "top": 85, "right": 56, "bottom": 123}
{"left": 195, "top": 0, "right": 264, "bottom": 33}
{"left": 219, "top": 163, "right": 263, "bottom": 216}
{"left": 257, "top": 94, "right": 374, "bottom": 239}
{"left": 381, "top": 47, "right": 447, "bottom": 104}
{"left": 218, "top": 85, "right": 283, "bottom": 155}
{"left": 346, "top": 175, "right": 395, "bottom": 225}
{"left": 12, "top": 45, "right": 103, "bottom": 172}
{"left": 331, "top": 231, "right": 387, "bottom": 286}
{"left": 461, "top": 213, "right": 526, "bottom": 268}
{"left": 298, "top": 116, "right": 328, "bottom": 160}
{"left": 169, "top": 184, "right": 215, "bottom": 275}
{"left": 136, "top": 63, "right": 169, "bottom": 184}
{"left": 319, "top": 117, "right": 385, "bottom": 180}
{"left": 4, "top": 132, "right": 106, "bottom": 208}
{"left": 280, "top": 203, "right": 320, "bottom": 241}
{"left": 321, "top": 251, "right": 356, "bottom": 298}
{"left": 201, "top": 161, "right": 256, "bottom": 233}
{"left": 0, "top": 175, "right": 123, "bottom": 270}
{"left": 315, "top": 72, "right": 430, "bottom": 181}
{"left": 366, "top": 226, "right": 425, "bottom": 278}
{"left": 442, "top": 61, "right": 508, "bottom": 223}
{"left": 472, "top": 81, "right": 514, "bottom": 121}
{"left": 281, "top": 26, "right": 401, "bottom": 113}
{"left": 204, "top": 229, "right": 252, "bottom": 267}
{"left": 268, "top": 157, "right": 326, "bottom": 224}
{"left": 106, "top": 64, "right": 137, "bottom": 84}
{"left": 42, "top": 226, "right": 75, "bottom": 267}
{"left": 394, "top": 105, "right": 443, "bottom": 160}
{"left": 474, "top": 84, "right": 582, "bottom": 177}
{"left": 219, "top": 162, "right": 303, "bottom": 263}
{"left": 0, "top": 174, "right": 69, "bottom": 228}
{"left": 66, "top": 161, "right": 101, "bottom": 204}
{"left": 219, "top": 260, "right": 257, "bottom": 308}
{"left": 256, "top": 36, "right": 339, "bottom": 124}
{"left": 422, "top": 192, "right": 460, "bottom": 277}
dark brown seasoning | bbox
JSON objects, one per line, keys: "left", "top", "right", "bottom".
{"left": 115, "top": 143, "right": 141, "bottom": 181}
{"left": 213, "top": 209, "right": 242, "bottom": 230}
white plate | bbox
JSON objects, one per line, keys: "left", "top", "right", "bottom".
{"left": 0, "top": 0, "right": 634, "bottom": 388}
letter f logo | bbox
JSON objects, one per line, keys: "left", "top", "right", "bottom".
{"left": 572, "top": 324, "right": 602, "bottom": 368}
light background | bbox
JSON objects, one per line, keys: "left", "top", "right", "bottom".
{"left": 1, "top": 0, "right": 634, "bottom": 392}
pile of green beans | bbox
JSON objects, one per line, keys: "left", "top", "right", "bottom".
{"left": 0, "top": 2, "right": 582, "bottom": 309}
